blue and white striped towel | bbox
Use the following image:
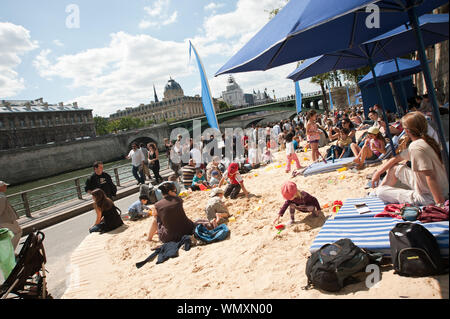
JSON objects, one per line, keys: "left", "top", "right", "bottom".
{"left": 309, "top": 217, "right": 449, "bottom": 257}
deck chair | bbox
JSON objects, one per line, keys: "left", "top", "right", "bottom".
{"left": 302, "top": 131, "right": 405, "bottom": 177}
{"left": 0, "top": 230, "right": 51, "bottom": 299}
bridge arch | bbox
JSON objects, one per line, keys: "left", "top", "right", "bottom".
{"left": 126, "top": 132, "right": 160, "bottom": 151}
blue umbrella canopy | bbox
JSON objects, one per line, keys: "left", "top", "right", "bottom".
{"left": 286, "top": 14, "right": 448, "bottom": 82}
{"left": 358, "top": 58, "right": 423, "bottom": 87}
{"left": 215, "top": 0, "right": 447, "bottom": 76}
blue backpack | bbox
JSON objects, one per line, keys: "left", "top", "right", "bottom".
{"left": 194, "top": 224, "right": 229, "bottom": 244}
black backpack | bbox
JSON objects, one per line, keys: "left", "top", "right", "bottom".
{"left": 389, "top": 222, "right": 444, "bottom": 277}
{"left": 305, "top": 238, "right": 382, "bottom": 292}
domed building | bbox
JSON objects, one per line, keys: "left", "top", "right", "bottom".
{"left": 110, "top": 78, "right": 219, "bottom": 124}
{"left": 163, "top": 78, "right": 184, "bottom": 100}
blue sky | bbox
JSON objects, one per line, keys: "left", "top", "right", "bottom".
{"left": 0, "top": 0, "right": 321, "bottom": 116}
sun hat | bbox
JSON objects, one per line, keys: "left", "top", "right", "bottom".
{"left": 0, "top": 181, "right": 9, "bottom": 187}
{"left": 281, "top": 181, "right": 298, "bottom": 200}
{"left": 210, "top": 188, "right": 224, "bottom": 197}
{"left": 368, "top": 126, "right": 379, "bottom": 135}
{"left": 228, "top": 162, "right": 239, "bottom": 174}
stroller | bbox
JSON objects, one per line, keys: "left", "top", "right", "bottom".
{"left": 0, "top": 230, "right": 52, "bottom": 299}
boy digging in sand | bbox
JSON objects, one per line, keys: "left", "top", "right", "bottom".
{"left": 274, "top": 181, "right": 322, "bottom": 226}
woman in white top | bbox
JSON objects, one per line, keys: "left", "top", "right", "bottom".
{"left": 372, "top": 112, "right": 448, "bottom": 206}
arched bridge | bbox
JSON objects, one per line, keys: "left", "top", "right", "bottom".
{"left": 116, "top": 91, "right": 325, "bottom": 152}
{"left": 169, "top": 91, "right": 325, "bottom": 132}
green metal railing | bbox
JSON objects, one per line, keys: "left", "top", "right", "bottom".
{"left": 7, "top": 158, "right": 171, "bottom": 218}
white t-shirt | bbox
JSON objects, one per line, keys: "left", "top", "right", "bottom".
{"left": 272, "top": 125, "right": 281, "bottom": 136}
{"left": 128, "top": 149, "right": 145, "bottom": 167}
{"left": 400, "top": 138, "right": 449, "bottom": 200}
{"left": 248, "top": 148, "right": 258, "bottom": 164}
{"left": 190, "top": 148, "right": 202, "bottom": 168}
{"left": 285, "top": 141, "right": 295, "bottom": 155}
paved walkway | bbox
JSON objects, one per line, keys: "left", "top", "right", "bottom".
{"left": 18, "top": 167, "right": 174, "bottom": 236}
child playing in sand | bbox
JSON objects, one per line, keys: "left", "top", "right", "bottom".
{"left": 191, "top": 169, "right": 209, "bottom": 191}
{"left": 127, "top": 195, "right": 151, "bottom": 221}
{"left": 209, "top": 170, "right": 221, "bottom": 187}
{"left": 262, "top": 147, "right": 274, "bottom": 165}
{"left": 218, "top": 162, "right": 249, "bottom": 199}
{"left": 274, "top": 181, "right": 322, "bottom": 225}
{"left": 205, "top": 188, "right": 230, "bottom": 228}
{"left": 285, "top": 132, "right": 304, "bottom": 173}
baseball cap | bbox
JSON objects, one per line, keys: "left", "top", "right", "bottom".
{"left": 0, "top": 181, "right": 10, "bottom": 187}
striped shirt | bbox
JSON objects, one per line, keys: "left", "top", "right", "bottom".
{"left": 182, "top": 165, "right": 196, "bottom": 188}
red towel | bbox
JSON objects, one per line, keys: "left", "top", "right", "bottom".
{"left": 374, "top": 203, "right": 405, "bottom": 219}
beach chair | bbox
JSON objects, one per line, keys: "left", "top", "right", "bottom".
{"left": 302, "top": 132, "right": 405, "bottom": 177}
{"left": 0, "top": 230, "right": 52, "bottom": 299}
{"left": 310, "top": 216, "right": 449, "bottom": 257}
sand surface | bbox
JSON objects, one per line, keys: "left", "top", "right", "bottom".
{"left": 62, "top": 143, "right": 448, "bottom": 299}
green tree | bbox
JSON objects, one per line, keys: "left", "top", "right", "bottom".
{"left": 310, "top": 73, "right": 333, "bottom": 111}
{"left": 218, "top": 101, "right": 230, "bottom": 111}
{"left": 94, "top": 116, "right": 110, "bottom": 136}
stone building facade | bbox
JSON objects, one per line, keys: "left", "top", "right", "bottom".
{"left": 110, "top": 78, "right": 219, "bottom": 123}
{"left": 0, "top": 98, "right": 95, "bottom": 150}
{"left": 222, "top": 76, "right": 246, "bottom": 107}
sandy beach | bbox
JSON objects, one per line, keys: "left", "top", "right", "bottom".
{"left": 62, "top": 144, "right": 448, "bottom": 299}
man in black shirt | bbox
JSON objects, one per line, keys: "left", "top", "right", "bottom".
{"left": 84, "top": 161, "right": 117, "bottom": 200}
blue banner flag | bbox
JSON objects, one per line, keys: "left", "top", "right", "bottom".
{"left": 346, "top": 86, "right": 351, "bottom": 106}
{"left": 328, "top": 88, "right": 334, "bottom": 111}
{"left": 295, "top": 81, "right": 302, "bottom": 114}
{"left": 189, "top": 41, "right": 219, "bottom": 130}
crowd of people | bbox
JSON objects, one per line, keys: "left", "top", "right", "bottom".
{"left": 2, "top": 92, "right": 447, "bottom": 258}
{"left": 82, "top": 91, "right": 448, "bottom": 244}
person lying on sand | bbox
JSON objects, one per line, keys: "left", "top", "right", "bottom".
{"left": 274, "top": 181, "right": 322, "bottom": 226}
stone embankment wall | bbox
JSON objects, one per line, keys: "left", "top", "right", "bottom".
{"left": 0, "top": 124, "right": 170, "bottom": 185}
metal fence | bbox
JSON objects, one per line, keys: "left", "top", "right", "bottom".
{"left": 7, "top": 158, "right": 170, "bottom": 218}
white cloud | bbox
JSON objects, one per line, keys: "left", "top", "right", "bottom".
{"left": 34, "top": 32, "right": 192, "bottom": 116}
{"left": 139, "top": 0, "right": 178, "bottom": 29}
{"left": 0, "top": 22, "right": 38, "bottom": 97}
{"left": 31, "top": 0, "right": 319, "bottom": 117}
{"left": 205, "top": 2, "right": 225, "bottom": 12}
{"left": 53, "top": 39, "right": 64, "bottom": 47}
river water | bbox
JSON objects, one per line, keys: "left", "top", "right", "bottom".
{"left": 6, "top": 155, "right": 169, "bottom": 217}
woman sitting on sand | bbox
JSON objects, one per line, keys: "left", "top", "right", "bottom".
{"left": 273, "top": 181, "right": 322, "bottom": 226}
{"left": 89, "top": 188, "right": 124, "bottom": 233}
{"left": 350, "top": 126, "right": 385, "bottom": 169}
{"left": 372, "top": 111, "right": 448, "bottom": 206}
{"left": 147, "top": 182, "right": 196, "bottom": 243}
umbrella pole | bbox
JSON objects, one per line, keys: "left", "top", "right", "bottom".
{"left": 393, "top": 57, "right": 407, "bottom": 116}
{"left": 407, "top": 4, "right": 450, "bottom": 179}
{"left": 367, "top": 54, "right": 396, "bottom": 154}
